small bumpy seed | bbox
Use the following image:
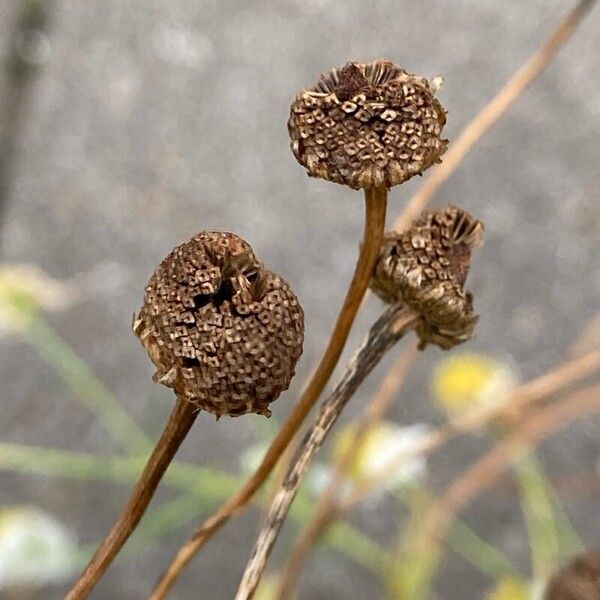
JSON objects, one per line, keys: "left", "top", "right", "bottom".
{"left": 288, "top": 59, "right": 448, "bottom": 190}
{"left": 370, "top": 206, "right": 484, "bottom": 350}
{"left": 133, "top": 232, "right": 304, "bottom": 418}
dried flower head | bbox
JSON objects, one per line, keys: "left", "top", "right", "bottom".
{"left": 370, "top": 206, "right": 484, "bottom": 350}
{"left": 546, "top": 550, "right": 600, "bottom": 600}
{"left": 288, "top": 59, "right": 448, "bottom": 189}
{"left": 133, "top": 232, "right": 304, "bottom": 418}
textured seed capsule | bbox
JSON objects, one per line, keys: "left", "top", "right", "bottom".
{"left": 370, "top": 206, "right": 484, "bottom": 350}
{"left": 288, "top": 59, "right": 448, "bottom": 190}
{"left": 546, "top": 549, "right": 600, "bottom": 600}
{"left": 133, "top": 232, "right": 304, "bottom": 418}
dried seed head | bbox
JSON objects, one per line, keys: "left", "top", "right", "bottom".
{"left": 370, "top": 206, "right": 484, "bottom": 350}
{"left": 134, "top": 232, "right": 304, "bottom": 418}
{"left": 288, "top": 59, "right": 448, "bottom": 190}
{"left": 546, "top": 550, "right": 600, "bottom": 600}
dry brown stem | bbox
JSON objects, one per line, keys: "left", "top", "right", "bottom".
{"left": 393, "top": 0, "right": 596, "bottom": 233}
{"left": 276, "top": 341, "right": 418, "bottom": 599}
{"left": 341, "top": 348, "right": 600, "bottom": 511}
{"left": 235, "top": 306, "right": 417, "bottom": 600}
{"left": 149, "top": 187, "right": 387, "bottom": 599}
{"left": 418, "top": 383, "right": 600, "bottom": 556}
{"left": 66, "top": 396, "right": 198, "bottom": 600}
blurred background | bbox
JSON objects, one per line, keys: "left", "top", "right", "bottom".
{"left": 0, "top": 1, "right": 599, "bottom": 598}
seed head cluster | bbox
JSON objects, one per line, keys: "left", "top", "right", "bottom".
{"left": 288, "top": 59, "right": 448, "bottom": 190}
{"left": 370, "top": 206, "right": 484, "bottom": 350}
{"left": 546, "top": 550, "right": 600, "bottom": 600}
{"left": 133, "top": 232, "right": 304, "bottom": 418}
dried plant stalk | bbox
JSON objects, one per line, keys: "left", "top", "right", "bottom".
{"left": 67, "top": 231, "right": 305, "bottom": 599}
{"left": 235, "top": 305, "right": 418, "bottom": 600}
{"left": 414, "top": 384, "right": 600, "bottom": 578}
{"left": 276, "top": 342, "right": 418, "bottom": 599}
{"left": 149, "top": 187, "right": 387, "bottom": 599}
{"left": 340, "top": 348, "right": 600, "bottom": 511}
{"left": 393, "top": 0, "right": 597, "bottom": 233}
{"left": 272, "top": 347, "right": 600, "bottom": 598}
{"left": 65, "top": 396, "right": 198, "bottom": 600}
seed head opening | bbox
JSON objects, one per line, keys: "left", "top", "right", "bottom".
{"left": 370, "top": 206, "right": 484, "bottom": 350}
{"left": 288, "top": 59, "right": 448, "bottom": 190}
{"left": 134, "top": 232, "right": 304, "bottom": 418}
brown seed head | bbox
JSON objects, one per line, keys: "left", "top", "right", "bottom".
{"left": 133, "top": 232, "right": 304, "bottom": 418}
{"left": 370, "top": 206, "right": 484, "bottom": 350}
{"left": 546, "top": 550, "right": 600, "bottom": 600}
{"left": 288, "top": 59, "right": 448, "bottom": 190}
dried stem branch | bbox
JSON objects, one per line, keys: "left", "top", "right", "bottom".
{"left": 340, "top": 348, "right": 600, "bottom": 511}
{"left": 235, "top": 305, "right": 418, "bottom": 600}
{"left": 418, "top": 383, "right": 600, "bottom": 558}
{"left": 275, "top": 349, "right": 599, "bottom": 597}
{"left": 393, "top": 0, "right": 597, "bottom": 233}
{"left": 66, "top": 396, "right": 198, "bottom": 600}
{"left": 276, "top": 341, "right": 418, "bottom": 599}
{"left": 149, "top": 187, "right": 387, "bottom": 599}
{"left": 141, "top": 1, "right": 594, "bottom": 594}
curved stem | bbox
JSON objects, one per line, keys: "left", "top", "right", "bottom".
{"left": 392, "top": 0, "right": 597, "bottom": 233}
{"left": 277, "top": 343, "right": 418, "bottom": 599}
{"left": 235, "top": 305, "right": 417, "bottom": 600}
{"left": 149, "top": 187, "right": 387, "bottom": 599}
{"left": 66, "top": 396, "right": 198, "bottom": 600}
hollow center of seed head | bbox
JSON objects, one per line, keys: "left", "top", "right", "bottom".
{"left": 191, "top": 252, "right": 269, "bottom": 321}
{"left": 334, "top": 62, "right": 368, "bottom": 101}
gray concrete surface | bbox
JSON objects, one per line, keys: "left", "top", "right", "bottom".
{"left": 0, "top": 1, "right": 599, "bottom": 598}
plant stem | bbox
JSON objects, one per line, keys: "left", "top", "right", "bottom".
{"left": 65, "top": 396, "right": 198, "bottom": 600}
{"left": 148, "top": 186, "right": 387, "bottom": 599}
{"left": 27, "top": 317, "right": 152, "bottom": 455}
{"left": 410, "top": 384, "right": 600, "bottom": 594}
{"left": 235, "top": 305, "right": 417, "bottom": 600}
{"left": 0, "top": 441, "right": 391, "bottom": 574}
{"left": 276, "top": 343, "right": 418, "bottom": 597}
{"left": 392, "top": 0, "right": 598, "bottom": 233}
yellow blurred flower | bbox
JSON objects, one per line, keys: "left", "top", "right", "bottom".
{"left": 432, "top": 352, "right": 518, "bottom": 415}
{"left": 487, "top": 577, "right": 530, "bottom": 600}
{"left": 0, "top": 264, "right": 75, "bottom": 335}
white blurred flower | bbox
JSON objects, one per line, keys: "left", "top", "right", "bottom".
{"left": 529, "top": 579, "right": 547, "bottom": 600}
{"left": 308, "top": 422, "right": 430, "bottom": 500}
{"left": 432, "top": 353, "right": 518, "bottom": 417}
{"left": 335, "top": 422, "right": 430, "bottom": 489}
{"left": 0, "top": 506, "right": 77, "bottom": 589}
{"left": 0, "top": 264, "right": 76, "bottom": 335}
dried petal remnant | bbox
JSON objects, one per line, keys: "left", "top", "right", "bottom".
{"left": 134, "top": 232, "right": 304, "bottom": 418}
{"left": 370, "top": 206, "right": 483, "bottom": 350}
{"left": 546, "top": 549, "right": 600, "bottom": 600}
{"left": 288, "top": 59, "right": 448, "bottom": 189}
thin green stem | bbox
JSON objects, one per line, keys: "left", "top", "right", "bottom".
{"left": 512, "top": 449, "right": 581, "bottom": 579}
{"left": 26, "top": 317, "right": 151, "bottom": 455}
{"left": 0, "top": 441, "right": 389, "bottom": 575}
